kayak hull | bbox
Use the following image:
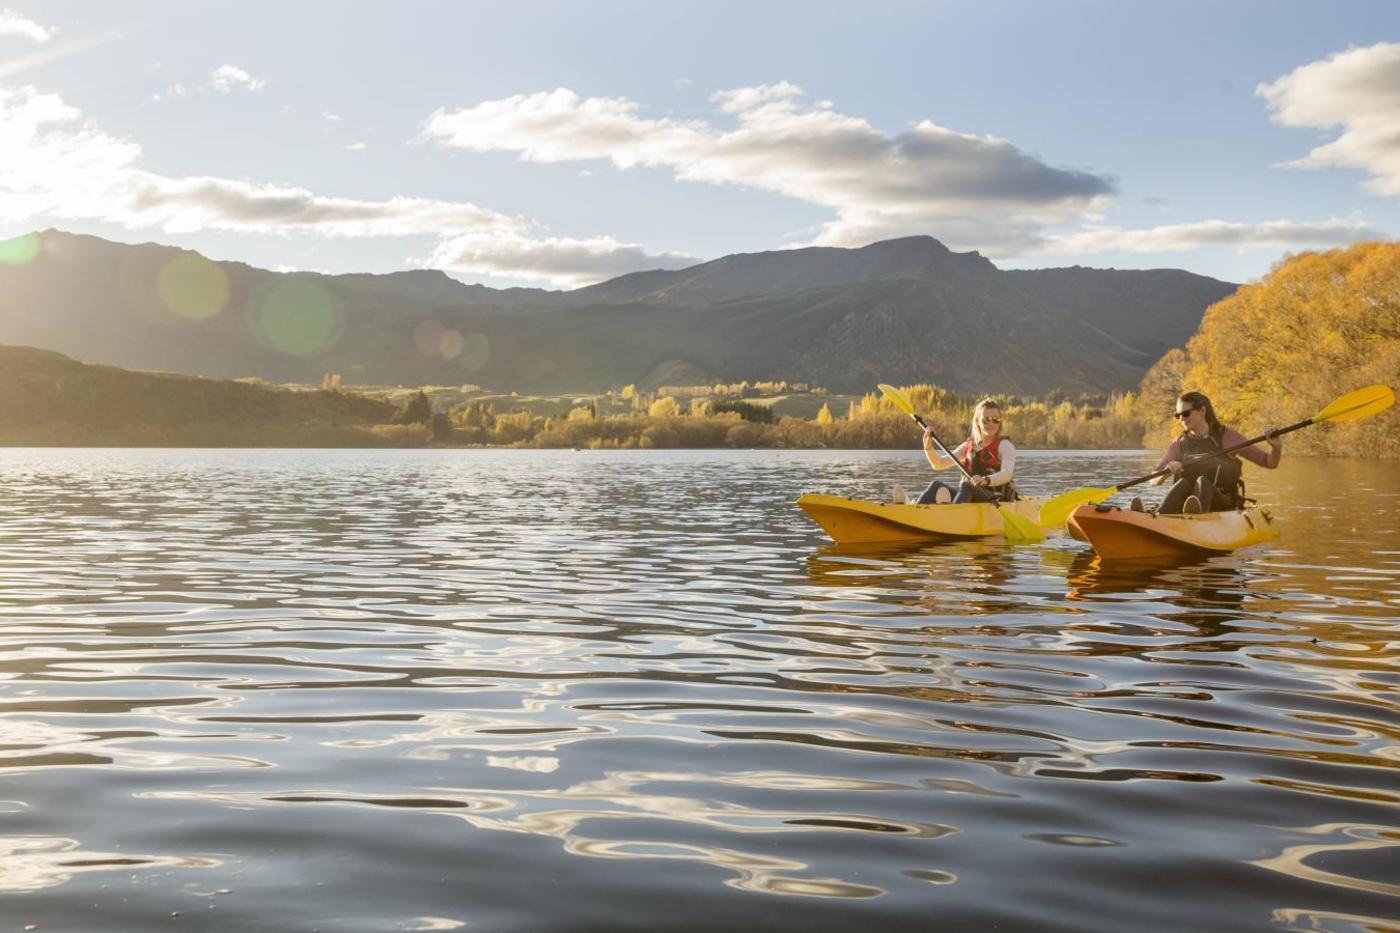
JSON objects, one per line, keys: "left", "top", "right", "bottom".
{"left": 797, "top": 493, "right": 1051, "bottom": 545}
{"left": 1067, "top": 504, "right": 1280, "bottom": 561}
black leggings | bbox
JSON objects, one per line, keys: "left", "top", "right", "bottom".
{"left": 1160, "top": 475, "right": 1220, "bottom": 514}
{"left": 1160, "top": 457, "right": 1242, "bottom": 514}
{"left": 915, "top": 479, "right": 1001, "bottom": 505}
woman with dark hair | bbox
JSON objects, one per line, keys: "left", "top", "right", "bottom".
{"left": 897, "top": 398, "right": 1020, "bottom": 505}
{"left": 1140, "top": 391, "right": 1283, "bottom": 514}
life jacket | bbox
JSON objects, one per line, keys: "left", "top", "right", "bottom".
{"left": 960, "top": 435, "right": 1005, "bottom": 476}
{"left": 1178, "top": 429, "right": 1244, "bottom": 508}
{"left": 960, "top": 436, "right": 1018, "bottom": 501}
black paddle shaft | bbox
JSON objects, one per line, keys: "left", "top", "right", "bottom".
{"left": 908, "top": 413, "right": 978, "bottom": 485}
{"left": 1114, "top": 417, "right": 1306, "bottom": 492}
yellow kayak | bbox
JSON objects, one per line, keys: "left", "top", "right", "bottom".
{"left": 1067, "top": 503, "right": 1280, "bottom": 560}
{"left": 797, "top": 493, "right": 1052, "bottom": 545}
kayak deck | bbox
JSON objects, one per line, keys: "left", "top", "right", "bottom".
{"left": 1067, "top": 503, "right": 1280, "bottom": 561}
{"left": 797, "top": 492, "right": 1051, "bottom": 545}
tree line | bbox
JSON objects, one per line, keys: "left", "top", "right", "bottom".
{"left": 1135, "top": 241, "right": 1398, "bottom": 457}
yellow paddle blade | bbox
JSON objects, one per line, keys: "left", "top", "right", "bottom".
{"left": 1038, "top": 486, "right": 1115, "bottom": 527}
{"left": 999, "top": 504, "right": 1045, "bottom": 544}
{"left": 877, "top": 383, "right": 916, "bottom": 416}
{"left": 1314, "top": 384, "right": 1395, "bottom": 424}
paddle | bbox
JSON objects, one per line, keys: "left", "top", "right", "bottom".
{"left": 878, "top": 384, "right": 1044, "bottom": 544}
{"left": 1038, "top": 383, "right": 1396, "bottom": 526}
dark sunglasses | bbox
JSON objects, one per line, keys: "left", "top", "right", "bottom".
{"left": 1173, "top": 407, "right": 1197, "bottom": 420}
{"left": 981, "top": 416, "right": 1002, "bottom": 424}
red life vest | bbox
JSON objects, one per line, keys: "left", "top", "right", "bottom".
{"left": 960, "top": 435, "right": 1007, "bottom": 477}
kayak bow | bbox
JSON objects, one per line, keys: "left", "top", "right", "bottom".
{"left": 1067, "top": 503, "right": 1280, "bottom": 561}
{"left": 797, "top": 493, "right": 1052, "bottom": 545}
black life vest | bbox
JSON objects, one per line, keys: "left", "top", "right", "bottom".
{"left": 1179, "top": 429, "right": 1244, "bottom": 508}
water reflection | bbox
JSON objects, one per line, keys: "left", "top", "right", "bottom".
{"left": 0, "top": 836, "right": 218, "bottom": 893}
{"left": 0, "top": 450, "right": 1396, "bottom": 931}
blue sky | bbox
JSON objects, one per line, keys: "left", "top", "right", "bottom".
{"left": 2, "top": 0, "right": 1397, "bottom": 287}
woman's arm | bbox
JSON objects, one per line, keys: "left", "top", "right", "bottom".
{"left": 922, "top": 428, "right": 960, "bottom": 471}
{"left": 983, "top": 440, "right": 1016, "bottom": 487}
{"left": 1151, "top": 438, "right": 1184, "bottom": 485}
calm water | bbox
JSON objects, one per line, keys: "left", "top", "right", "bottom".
{"left": 0, "top": 448, "right": 1396, "bottom": 932}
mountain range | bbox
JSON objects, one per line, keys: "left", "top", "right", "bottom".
{"left": 0, "top": 230, "right": 1236, "bottom": 396}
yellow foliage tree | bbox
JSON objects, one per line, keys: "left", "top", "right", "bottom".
{"left": 1142, "top": 241, "right": 1399, "bottom": 457}
{"left": 648, "top": 396, "right": 681, "bottom": 418}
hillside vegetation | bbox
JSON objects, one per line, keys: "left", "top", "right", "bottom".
{"left": 0, "top": 231, "right": 1232, "bottom": 396}
{"left": 0, "top": 346, "right": 409, "bottom": 446}
{"left": 1136, "top": 242, "right": 1399, "bottom": 457}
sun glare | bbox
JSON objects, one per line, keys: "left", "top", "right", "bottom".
{"left": 156, "top": 254, "right": 230, "bottom": 320}
{"left": 0, "top": 233, "right": 41, "bottom": 265}
{"left": 249, "top": 279, "right": 344, "bottom": 357}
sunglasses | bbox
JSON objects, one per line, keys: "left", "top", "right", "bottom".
{"left": 981, "top": 417, "right": 1002, "bottom": 424}
{"left": 1173, "top": 407, "right": 1197, "bottom": 420}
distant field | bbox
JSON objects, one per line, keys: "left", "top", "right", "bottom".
{"left": 300, "top": 382, "right": 860, "bottom": 421}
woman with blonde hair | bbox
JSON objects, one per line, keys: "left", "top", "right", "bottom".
{"left": 899, "top": 398, "right": 1019, "bottom": 505}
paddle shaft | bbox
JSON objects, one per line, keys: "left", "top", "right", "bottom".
{"left": 906, "top": 413, "right": 980, "bottom": 486}
{"left": 1115, "top": 418, "right": 1305, "bottom": 492}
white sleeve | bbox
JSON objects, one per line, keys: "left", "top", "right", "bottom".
{"left": 987, "top": 440, "right": 1016, "bottom": 487}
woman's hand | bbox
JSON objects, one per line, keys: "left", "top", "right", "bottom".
{"left": 1265, "top": 428, "right": 1283, "bottom": 451}
{"left": 968, "top": 475, "right": 989, "bottom": 487}
{"left": 922, "top": 426, "right": 937, "bottom": 447}
{"left": 1166, "top": 459, "right": 1184, "bottom": 477}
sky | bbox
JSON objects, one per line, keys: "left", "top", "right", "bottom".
{"left": 1, "top": 0, "right": 1398, "bottom": 289}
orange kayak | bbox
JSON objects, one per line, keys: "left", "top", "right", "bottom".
{"left": 1067, "top": 503, "right": 1280, "bottom": 561}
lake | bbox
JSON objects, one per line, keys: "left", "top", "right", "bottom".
{"left": 0, "top": 448, "right": 1396, "bottom": 932}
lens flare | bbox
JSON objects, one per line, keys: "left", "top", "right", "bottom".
{"left": 157, "top": 254, "right": 230, "bottom": 320}
{"left": 249, "top": 279, "right": 344, "bottom": 357}
{"left": 457, "top": 331, "right": 490, "bottom": 371}
{"left": 0, "top": 233, "right": 41, "bottom": 265}
{"left": 414, "top": 320, "right": 446, "bottom": 356}
{"left": 438, "top": 328, "right": 463, "bottom": 360}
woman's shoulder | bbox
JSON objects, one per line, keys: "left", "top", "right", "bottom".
{"left": 1219, "top": 426, "right": 1249, "bottom": 445}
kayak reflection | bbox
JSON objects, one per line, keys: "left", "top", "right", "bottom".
{"left": 1057, "top": 550, "right": 1257, "bottom": 639}
{"left": 803, "top": 540, "right": 1022, "bottom": 616}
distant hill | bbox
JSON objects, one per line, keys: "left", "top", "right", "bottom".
{"left": 0, "top": 230, "right": 1237, "bottom": 395}
{"left": 565, "top": 236, "right": 1000, "bottom": 306}
{"left": 0, "top": 344, "right": 402, "bottom": 446}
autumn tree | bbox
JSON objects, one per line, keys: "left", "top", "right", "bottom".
{"left": 1152, "top": 242, "right": 1399, "bottom": 457}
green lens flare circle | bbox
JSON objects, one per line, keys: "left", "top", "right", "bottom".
{"left": 250, "top": 280, "right": 344, "bottom": 357}
{"left": 157, "top": 254, "right": 230, "bottom": 320}
{"left": 0, "top": 233, "right": 41, "bottom": 265}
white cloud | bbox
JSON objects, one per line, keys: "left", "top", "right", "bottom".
{"left": 209, "top": 64, "right": 265, "bottom": 94}
{"left": 422, "top": 83, "right": 1116, "bottom": 254}
{"left": 1039, "top": 218, "right": 1381, "bottom": 255}
{"left": 0, "top": 9, "right": 51, "bottom": 41}
{"left": 426, "top": 231, "right": 697, "bottom": 287}
{"left": 150, "top": 81, "right": 187, "bottom": 102}
{"left": 0, "top": 83, "right": 692, "bottom": 287}
{"left": 1257, "top": 42, "right": 1400, "bottom": 196}
{"left": 0, "top": 84, "right": 524, "bottom": 237}
{"left": 323, "top": 111, "right": 342, "bottom": 121}
{"left": 710, "top": 81, "right": 803, "bottom": 114}
{"left": 346, "top": 142, "right": 366, "bottom": 151}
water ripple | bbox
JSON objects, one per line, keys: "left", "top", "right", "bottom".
{"left": 0, "top": 449, "right": 1396, "bottom": 931}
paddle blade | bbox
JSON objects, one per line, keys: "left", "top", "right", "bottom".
{"left": 878, "top": 383, "right": 916, "bottom": 416}
{"left": 999, "top": 505, "right": 1045, "bottom": 544}
{"left": 1038, "top": 486, "right": 1115, "bottom": 527}
{"left": 1314, "top": 384, "right": 1395, "bottom": 424}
